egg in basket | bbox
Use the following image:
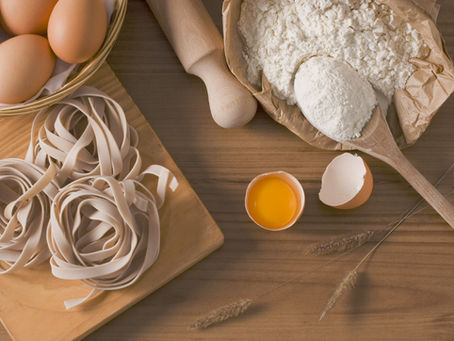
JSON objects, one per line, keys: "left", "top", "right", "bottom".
{"left": 0, "top": 0, "right": 127, "bottom": 116}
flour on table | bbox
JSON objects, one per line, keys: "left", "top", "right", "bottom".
{"left": 238, "top": 0, "right": 428, "bottom": 105}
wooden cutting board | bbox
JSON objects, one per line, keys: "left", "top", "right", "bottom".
{"left": 0, "top": 63, "right": 224, "bottom": 341}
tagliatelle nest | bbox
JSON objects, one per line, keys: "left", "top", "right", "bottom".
{"left": 0, "top": 86, "right": 179, "bottom": 310}
{"left": 47, "top": 166, "right": 178, "bottom": 309}
{"left": 26, "top": 86, "right": 141, "bottom": 186}
{"left": 0, "top": 159, "right": 58, "bottom": 274}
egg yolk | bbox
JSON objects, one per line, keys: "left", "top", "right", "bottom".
{"left": 246, "top": 175, "right": 299, "bottom": 230}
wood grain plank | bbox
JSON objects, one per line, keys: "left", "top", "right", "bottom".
{"left": 2, "top": 0, "right": 454, "bottom": 340}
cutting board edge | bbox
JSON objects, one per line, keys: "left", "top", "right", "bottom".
{"left": 2, "top": 228, "right": 222, "bottom": 341}
{"left": 0, "top": 63, "right": 226, "bottom": 341}
{"left": 67, "top": 64, "right": 225, "bottom": 340}
{"left": 74, "top": 227, "right": 224, "bottom": 341}
{"left": 0, "top": 318, "right": 14, "bottom": 341}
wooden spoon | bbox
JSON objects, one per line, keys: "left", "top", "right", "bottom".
{"left": 345, "top": 107, "right": 454, "bottom": 228}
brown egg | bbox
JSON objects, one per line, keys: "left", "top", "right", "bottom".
{"left": 0, "top": 34, "right": 55, "bottom": 104}
{"left": 48, "top": 0, "right": 107, "bottom": 64}
{"left": 319, "top": 153, "right": 374, "bottom": 209}
{"left": 0, "top": 0, "right": 58, "bottom": 35}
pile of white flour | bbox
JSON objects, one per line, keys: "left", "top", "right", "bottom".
{"left": 294, "top": 57, "right": 377, "bottom": 141}
{"left": 238, "top": 0, "right": 428, "bottom": 105}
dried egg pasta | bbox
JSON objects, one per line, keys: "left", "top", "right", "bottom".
{"left": 1, "top": 87, "right": 178, "bottom": 310}
{"left": 48, "top": 167, "right": 177, "bottom": 309}
{"left": 26, "top": 86, "right": 141, "bottom": 185}
{"left": 0, "top": 159, "right": 58, "bottom": 273}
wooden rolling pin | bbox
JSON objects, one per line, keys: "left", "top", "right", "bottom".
{"left": 146, "top": 0, "right": 257, "bottom": 128}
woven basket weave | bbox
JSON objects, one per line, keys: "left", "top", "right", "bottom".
{"left": 0, "top": 0, "right": 127, "bottom": 117}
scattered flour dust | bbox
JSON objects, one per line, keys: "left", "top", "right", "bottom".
{"left": 294, "top": 56, "right": 377, "bottom": 141}
{"left": 238, "top": 0, "right": 428, "bottom": 105}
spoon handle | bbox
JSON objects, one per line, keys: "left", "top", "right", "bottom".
{"left": 347, "top": 108, "right": 454, "bottom": 229}
{"left": 387, "top": 149, "right": 454, "bottom": 228}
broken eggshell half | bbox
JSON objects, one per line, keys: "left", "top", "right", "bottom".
{"left": 319, "top": 153, "right": 373, "bottom": 209}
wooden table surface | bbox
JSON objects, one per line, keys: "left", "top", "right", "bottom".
{"left": 2, "top": 0, "right": 454, "bottom": 340}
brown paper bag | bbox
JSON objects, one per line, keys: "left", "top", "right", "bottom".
{"left": 223, "top": 0, "right": 454, "bottom": 150}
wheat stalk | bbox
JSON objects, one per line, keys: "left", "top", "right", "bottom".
{"left": 319, "top": 213, "right": 405, "bottom": 321}
{"left": 307, "top": 230, "right": 382, "bottom": 256}
{"left": 309, "top": 189, "right": 454, "bottom": 257}
{"left": 311, "top": 188, "right": 454, "bottom": 258}
{"left": 189, "top": 250, "right": 354, "bottom": 330}
{"left": 190, "top": 162, "right": 454, "bottom": 327}
{"left": 189, "top": 298, "right": 253, "bottom": 329}
{"left": 318, "top": 162, "right": 454, "bottom": 320}
{"left": 320, "top": 270, "right": 358, "bottom": 321}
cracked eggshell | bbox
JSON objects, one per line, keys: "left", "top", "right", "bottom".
{"left": 319, "top": 153, "right": 373, "bottom": 210}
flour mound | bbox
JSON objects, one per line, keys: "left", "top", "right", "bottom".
{"left": 294, "top": 57, "right": 377, "bottom": 142}
{"left": 238, "top": 0, "right": 427, "bottom": 105}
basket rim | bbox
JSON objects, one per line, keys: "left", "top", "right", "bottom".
{"left": 0, "top": 0, "right": 128, "bottom": 116}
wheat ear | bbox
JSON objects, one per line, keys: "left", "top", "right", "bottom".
{"left": 189, "top": 250, "right": 355, "bottom": 330}
{"left": 319, "top": 270, "right": 358, "bottom": 321}
{"left": 318, "top": 197, "right": 438, "bottom": 321}
{"left": 307, "top": 230, "right": 381, "bottom": 256}
{"left": 319, "top": 162, "right": 454, "bottom": 320}
{"left": 189, "top": 298, "right": 253, "bottom": 330}
{"left": 310, "top": 190, "right": 454, "bottom": 257}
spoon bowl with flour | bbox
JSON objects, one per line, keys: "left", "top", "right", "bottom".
{"left": 295, "top": 56, "right": 454, "bottom": 229}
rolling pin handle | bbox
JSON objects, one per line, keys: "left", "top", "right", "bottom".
{"left": 146, "top": 0, "right": 257, "bottom": 128}
{"left": 189, "top": 50, "right": 257, "bottom": 128}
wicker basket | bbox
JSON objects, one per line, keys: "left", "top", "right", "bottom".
{"left": 0, "top": 0, "right": 128, "bottom": 117}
